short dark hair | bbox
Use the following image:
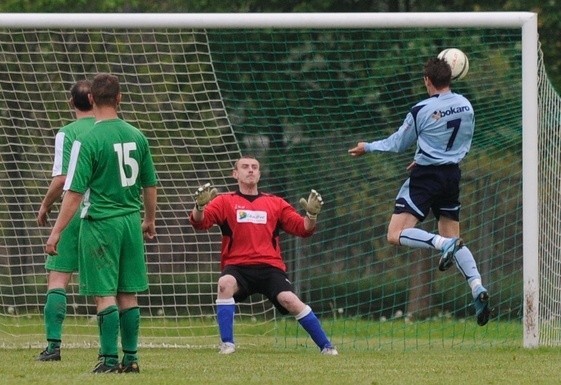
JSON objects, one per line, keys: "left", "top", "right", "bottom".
{"left": 70, "top": 80, "right": 92, "bottom": 112}
{"left": 91, "top": 73, "right": 120, "bottom": 107}
{"left": 424, "top": 57, "right": 452, "bottom": 89}
{"left": 233, "top": 155, "right": 258, "bottom": 170}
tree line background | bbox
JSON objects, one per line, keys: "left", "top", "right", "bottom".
{"left": 0, "top": 2, "right": 545, "bottom": 324}
{"left": 1, "top": 0, "right": 559, "bottom": 92}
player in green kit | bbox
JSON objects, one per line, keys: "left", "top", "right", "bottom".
{"left": 36, "top": 80, "right": 95, "bottom": 361}
{"left": 46, "top": 73, "right": 158, "bottom": 374}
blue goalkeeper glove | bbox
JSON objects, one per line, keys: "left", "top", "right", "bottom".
{"left": 194, "top": 183, "right": 217, "bottom": 211}
{"left": 299, "top": 189, "right": 323, "bottom": 220}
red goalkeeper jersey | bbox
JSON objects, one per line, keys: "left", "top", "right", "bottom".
{"left": 189, "top": 190, "right": 314, "bottom": 271}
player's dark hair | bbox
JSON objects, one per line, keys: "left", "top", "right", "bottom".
{"left": 91, "top": 73, "right": 120, "bottom": 107}
{"left": 70, "top": 80, "right": 93, "bottom": 112}
{"left": 424, "top": 57, "right": 452, "bottom": 89}
{"left": 234, "top": 155, "right": 258, "bottom": 170}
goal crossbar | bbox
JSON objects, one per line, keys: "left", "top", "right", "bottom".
{"left": 0, "top": 12, "right": 537, "bottom": 29}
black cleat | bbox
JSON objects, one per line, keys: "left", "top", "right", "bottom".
{"left": 119, "top": 361, "right": 140, "bottom": 373}
{"left": 36, "top": 347, "right": 61, "bottom": 361}
{"left": 92, "top": 360, "right": 120, "bottom": 374}
{"left": 474, "top": 291, "right": 491, "bottom": 326}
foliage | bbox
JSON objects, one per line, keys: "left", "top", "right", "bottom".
{"left": 0, "top": 0, "right": 558, "bottom": 93}
{"left": 0, "top": 1, "right": 558, "bottom": 87}
{"left": 0, "top": 19, "right": 526, "bottom": 323}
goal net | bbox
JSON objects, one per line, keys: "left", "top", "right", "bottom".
{"left": 0, "top": 12, "right": 553, "bottom": 350}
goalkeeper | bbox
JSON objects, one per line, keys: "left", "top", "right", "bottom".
{"left": 189, "top": 155, "right": 337, "bottom": 356}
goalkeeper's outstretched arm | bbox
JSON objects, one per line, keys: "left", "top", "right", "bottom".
{"left": 299, "top": 189, "right": 324, "bottom": 231}
{"left": 191, "top": 183, "right": 217, "bottom": 222}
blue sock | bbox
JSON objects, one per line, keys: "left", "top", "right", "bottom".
{"left": 296, "top": 305, "right": 331, "bottom": 350}
{"left": 216, "top": 298, "right": 235, "bottom": 344}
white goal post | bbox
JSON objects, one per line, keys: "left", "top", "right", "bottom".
{"left": 0, "top": 12, "right": 542, "bottom": 349}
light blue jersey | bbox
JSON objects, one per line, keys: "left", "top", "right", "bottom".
{"left": 365, "top": 91, "right": 474, "bottom": 166}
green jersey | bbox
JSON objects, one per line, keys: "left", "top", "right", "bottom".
{"left": 52, "top": 117, "right": 96, "bottom": 176}
{"left": 65, "top": 118, "right": 157, "bottom": 220}
{"left": 45, "top": 116, "right": 95, "bottom": 272}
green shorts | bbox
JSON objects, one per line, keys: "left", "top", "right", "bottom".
{"left": 78, "top": 211, "right": 148, "bottom": 296}
{"left": 45, "top": 210, "right": 81, "bottom": 273}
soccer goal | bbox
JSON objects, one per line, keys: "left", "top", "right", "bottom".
{"left": 0, "top": 12, "right": 552, "bottom": 350}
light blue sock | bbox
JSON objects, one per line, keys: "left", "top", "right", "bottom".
{"left": 454, "top": 246, "right": 486, "bottom": 297}
{"left": 296, "top": 305, "right": 331, "bottom": 350}
{"left": 399, "top": 228, "right": 437, "bottom": 249}
{"left": 216, "top": 298, "right": 235, "bottom": 344}
{"left": 454, "top": 246, "right": 481, "bottom": 280}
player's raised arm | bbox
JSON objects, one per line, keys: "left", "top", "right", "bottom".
{"left": 191, "top": 182, "right": 218, "bottom": 222}
{"left": 299, "top": 189, "right": 324, "bottom": 231}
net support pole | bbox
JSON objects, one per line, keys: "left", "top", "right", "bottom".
{"left": 521, "top": 13, "right": 540, "bottom": 348}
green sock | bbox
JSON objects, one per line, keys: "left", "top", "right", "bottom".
{"left": 120, "top": 306, "right": 140, "bottom": 365}
{"left": 44, "top": 288, "right": 66, "bottom": 351}
{"left": 97, "top": 305, "right": 119, "bottom": 366}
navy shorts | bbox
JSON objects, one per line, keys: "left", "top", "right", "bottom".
{"left": 221, "top": 264, "right": 294, "bottom": 315}
{"left": 394, "top": 164, "right": 461, "bottom": 222}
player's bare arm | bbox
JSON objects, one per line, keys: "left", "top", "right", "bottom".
{"left": 348, "top": 142, "right": 367, "bottom": 157}
{"left": 45, "top": 190, "right": 82, "bottom": 255}
{"left": 142, "top": 186, "right": 157, "bottom": 240}
{"left": 37, "top": 175, "right": 66, "bottom": 226}
{"left": 406, "top": 161, "right": 417, "bottom": 172}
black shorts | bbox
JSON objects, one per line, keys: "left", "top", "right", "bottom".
{"left": 394, "top": 164, "right": 461, "bottom": 222}
{"left": 221, "top": 264, "right": 294, "bottom": 315}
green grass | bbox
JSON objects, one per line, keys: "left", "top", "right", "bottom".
{"left": 1, "top": 315, "right": 523, "bottom": 348}
{"left": 3, "top": 317, "right": 558, "bottom": 384}
{"left": 2, "top": 345, "right": 561, "bottom": 385}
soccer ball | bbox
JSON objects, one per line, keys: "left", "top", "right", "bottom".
{"left": 438, "top": 48, "right": 469, "bottom": 81}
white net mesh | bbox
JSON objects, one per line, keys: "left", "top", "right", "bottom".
{"left": 0, "top": 28, "right": 277, "bottom": 348}
{"left": 0, "top": 13, "right": 558, "bottom": 350}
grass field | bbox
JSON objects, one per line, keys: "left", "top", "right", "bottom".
{"left": 2, "top": 317, "right": 560, "bottom": 384}
{"left": 2, "top": 345, "right": 560, "bottom": 385}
